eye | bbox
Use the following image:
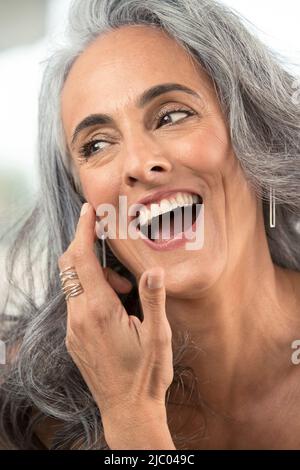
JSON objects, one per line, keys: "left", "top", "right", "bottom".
{"left": 156, "top": 106, "right": 195, "bottom": 128}
{"left": 77, "top": 106, "right": 196, "bottom": 163}
{"left": 78, "top": 139, "right": 111, "bottom": 162}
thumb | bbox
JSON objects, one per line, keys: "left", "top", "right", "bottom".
{"left": 138, "top": 267, "right": 167, "bottom": 328}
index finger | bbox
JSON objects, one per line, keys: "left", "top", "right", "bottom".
{"left": 72, "top": 202, "right": 119, "bottom": 303}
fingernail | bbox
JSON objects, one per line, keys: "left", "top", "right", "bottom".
{"left": 147, "top": 269, "right": 164, "bottom": 289}
{"left": 80, "top": 202, "right": 89, "bottom": 216}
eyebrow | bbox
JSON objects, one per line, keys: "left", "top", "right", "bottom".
{"left": 70, "top": 82, "right": 202, "bottom": 147}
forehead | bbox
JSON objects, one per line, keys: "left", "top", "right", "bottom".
{"left": 61, "top": 25, "right": 212, "bottom": 130}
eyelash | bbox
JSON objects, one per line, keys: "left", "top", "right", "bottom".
{"left": 77, "top": 106, "right": 196, "bottom": 162}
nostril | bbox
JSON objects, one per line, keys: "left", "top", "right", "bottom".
{"left": 127, "top": 176, "right": 138, "bottom": 185}
{"left": 150, "top": 166, "right": 164, "bottom": 172}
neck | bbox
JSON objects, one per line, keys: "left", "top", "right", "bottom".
{"left": 166, "top": 218, "right": 299, "bottom": 416}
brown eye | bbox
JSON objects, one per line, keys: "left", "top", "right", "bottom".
{"left": 156, "top": 107, "right": 195, "bottom": 128}
{"left": 78, "top": 139, "right": 111, "bottom": 161}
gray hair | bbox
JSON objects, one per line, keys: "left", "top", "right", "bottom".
{"left": 0, "top": 0, "right": 299, "bottom": 450}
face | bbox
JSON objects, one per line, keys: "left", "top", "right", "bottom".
{"left": 61, "top": 25, "right": 258, "bottom": 298}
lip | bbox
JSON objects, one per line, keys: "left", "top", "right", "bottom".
{"left": 134, "top": 187, "right": 203, "bottom": 208}
{"left": 127, "top": 187, "right": 204, "bottom": 251}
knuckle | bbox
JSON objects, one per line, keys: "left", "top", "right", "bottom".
{"left": 148, "top": 325, "right": 172, "bottom": 347}
{"left": 68, "top": 311, "right": 85, "bottom": 332}
{"left": 87, "top": 297, "right": 122, "bottom": 326}
{"left": 58, "top": 252, "right": 71, "bottom": 270}
{"left": 73, "top": 243, "right": 87, "bottom": 263}
{"left": 86, "top": 296, "right": 108, "bottom": 325}
{"left": 141, "top": 294, "right": 162, "bottom": 310}
{"left": 86, "top": 295, "right": 101, "bottom": 315}
{"left": 156, "top": 331, "right": 172, "bottom": 346}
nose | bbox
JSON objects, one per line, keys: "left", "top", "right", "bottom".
{"left": 123, "top": 140, "right": 173, "bottom": 187}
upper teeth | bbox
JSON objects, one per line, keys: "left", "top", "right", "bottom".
{"left": 138, "top": 192, "right": 201, "bottom": 226}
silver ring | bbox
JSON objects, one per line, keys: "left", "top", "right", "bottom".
{"left": 59, "top": 266, "right": 84, "bottom": 301}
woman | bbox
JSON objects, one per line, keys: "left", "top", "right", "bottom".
{"left": 1, "top": 0, "right": 300, "bottom": 450}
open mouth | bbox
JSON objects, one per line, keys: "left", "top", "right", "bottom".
{"left": 136, "top": 193, "right": 203, "bottom": 244}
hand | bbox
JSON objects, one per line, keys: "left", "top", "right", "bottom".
{"left": 58, "top": 203, "right": 174, "bottom": 425}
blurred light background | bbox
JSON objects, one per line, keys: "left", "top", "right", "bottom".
{"left": 0, "top": 0, "right": 72, "bottom": 240}
{"left": 0, "top": 0, "right": 299, "bottom": 245}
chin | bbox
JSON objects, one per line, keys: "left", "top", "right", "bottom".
{"left": 162, "top": 252, "right": 227, "bottom": 299}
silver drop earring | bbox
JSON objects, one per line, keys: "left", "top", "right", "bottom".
{"left": 101, "top": 234, "right": 107, "bottom": 268}
{"left": 269, "top": 186, "right": 276, "bottom": 228}
{"left": 96, "top": 219, "right": 107, "bottom": 268}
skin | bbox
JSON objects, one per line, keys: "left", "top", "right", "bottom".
{"left": 57, "top": 25, "right": 300, "bottom": 449}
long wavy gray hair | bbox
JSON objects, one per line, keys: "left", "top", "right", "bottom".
{"left": 0, "top": 0, "right": 299, "bottom": 450}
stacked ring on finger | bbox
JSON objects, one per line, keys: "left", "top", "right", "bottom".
{"left": 59, "top": 265, "right": 84, "bottom": 301}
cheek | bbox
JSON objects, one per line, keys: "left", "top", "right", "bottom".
{"left": 177, "top": 123, "right": 232, "bottom": 173}
{"left": 79, "top": 169, "right": 119, "bottom": 208}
